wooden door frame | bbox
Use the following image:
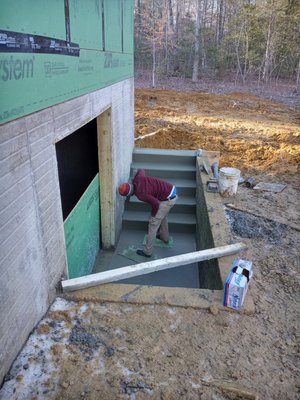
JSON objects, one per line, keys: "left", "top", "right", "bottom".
{"left": 97, "top": 108, "right": 115, "bottom": 249}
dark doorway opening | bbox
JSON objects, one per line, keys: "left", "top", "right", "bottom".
{"left": 56, "top": 119, "right": 99, "bottom": 220}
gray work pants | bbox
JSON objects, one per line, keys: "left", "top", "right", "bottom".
{"left": 143, "top": 196, "right": 177, "bottom": 256}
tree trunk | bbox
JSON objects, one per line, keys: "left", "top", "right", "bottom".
{"left": 165, "top": 0, "right": 169, "bottom": 75}
{"left": 168, "top": 0, "right": 173, "bottom": 27}
{"left": 201, "top": 0, "right": 208, "bottom": 71}
{"left": 216, "top": 0, "right": 224, "bottom": 46}
{"left": 137, "top": 0, "right": 142, "bottom": 28}
{"left": 243, "top": 31, "right": 249, "bottom": 79}
{"left": 235, "top": 26, "right": 245, "bottom": 85}
{"left": 152, "top": 0, "right": 156, "bottom": 87}
{"left": 262, "top": 12, "right": 275, "bottom": 82}
{"left": 192, "top": 0, "right": 202, "bottom": 82}
{"left": 296, "top": 58, "right": 300, "bottom": 91}
{"left": 172, "top": 1, "right": 180, "bottom": 74}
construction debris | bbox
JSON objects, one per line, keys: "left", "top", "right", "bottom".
{"left": 225, "top": 203, "right": 300, "bottom": 232}
{"left": 244, "top": 178, "right": 257, "bottom": 188}
{"left": 206, "top": 180, "right": 219, "bottom": 192}
{"left": 223, "top": 259, "right": 253, "bottom": 310}
{"left": 253, "top": 182, "right": 286, "bottom": 193}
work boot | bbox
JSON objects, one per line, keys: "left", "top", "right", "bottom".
{"left": 136, "top": 249, "right": 151, "bottom": 258}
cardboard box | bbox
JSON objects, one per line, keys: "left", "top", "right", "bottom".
{"left": 223, "top": 259, "right": 253, "bottom": 310}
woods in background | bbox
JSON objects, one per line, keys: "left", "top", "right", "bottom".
{"left": 134, "top": 0, "right": 300, "bottom": 87}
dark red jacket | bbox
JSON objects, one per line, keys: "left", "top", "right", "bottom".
{"left": 133, "top": 169, "right": 173, "bottom": 216}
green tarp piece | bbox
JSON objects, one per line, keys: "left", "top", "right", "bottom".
{"left": 119, "top": 245, "right": 157, "bottom": 262}
{"left": 143, "top": 235, "right": 173, "bottom": 248}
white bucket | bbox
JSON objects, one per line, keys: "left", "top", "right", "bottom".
{"left": 218, "top": 167, "right": 240, "bottom": 197}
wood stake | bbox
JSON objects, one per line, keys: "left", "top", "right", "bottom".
{"left": 62, "top": 242, "right": 247, "bottom": 292}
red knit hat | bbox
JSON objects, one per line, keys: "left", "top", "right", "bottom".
{"left": 118, "top": 183, "right": 133, "bottom": 196}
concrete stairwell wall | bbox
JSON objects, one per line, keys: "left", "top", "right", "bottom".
{"left": 196, "top": 157, "right": 223, "bottom": 290}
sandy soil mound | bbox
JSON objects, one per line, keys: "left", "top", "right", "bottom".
{"left": 135, "top": 89, "right": 300, "bottom": 184}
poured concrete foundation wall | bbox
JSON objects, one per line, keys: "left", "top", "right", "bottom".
{"left": 0, "top": 78, "right": 134, "bottom": 383}
{"left": 196, "top": 156, "right": 238, "bottom": 290}
{"left": 196, "top": 157, "right": 223, "bottom": 290}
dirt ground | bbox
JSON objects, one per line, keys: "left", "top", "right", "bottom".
{"left": 1, "top": 81, "right": 299, "bottom": 400}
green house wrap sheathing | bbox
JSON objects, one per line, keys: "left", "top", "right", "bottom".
{"left": 0, "top": 0, "right": 134, "bottom": 124}
{"left": 64, "top": 174, "right": 100, "bottom": 279}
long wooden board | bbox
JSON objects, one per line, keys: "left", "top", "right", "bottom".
{"left": 62, "top": 242, "right": 247, "bottom": 292}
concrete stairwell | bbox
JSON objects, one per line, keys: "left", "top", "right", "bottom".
{"left": 95, "top": 148, "right": 201, "bottom": 288}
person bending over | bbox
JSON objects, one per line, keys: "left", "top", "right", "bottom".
{"left": 118, "top": 169, "right": 177, "bottom": 258}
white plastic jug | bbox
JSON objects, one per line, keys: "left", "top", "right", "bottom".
{"left": 218, "top": 167, "right": 240, "bottom": 197}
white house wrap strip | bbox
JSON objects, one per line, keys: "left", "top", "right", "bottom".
{"left": 61, "top": 243, "right": 247, "bottom": 292}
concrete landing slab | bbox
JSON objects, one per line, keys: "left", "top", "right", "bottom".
{"left": 63, "top": 283, "right": 255, "bottom": 315}
{"left": 94, "top": 229, "right": 201, "bottom": 288}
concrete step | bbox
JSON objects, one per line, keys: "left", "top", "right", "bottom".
{"left": 130, "top": 175, "right": 196, "bottom": 189}
{"left": 123, "top": 210, "right": 196, "bottom": 224}
{"left": 133, "top": 148, "right": 197, "bottom": 167}
{"left": 130, "top": 162, "right": 196, "bottom": 181}
{"left": 126, "top": 196, "right": 196, "bottom": 214}
{"left": 128, "top": 195, "right": 196, "bottom": 206}
{"left": 131, "top": 160, "right": 196, "bottom": 172}
{"left": 122, "top": 211, "right": 196, "bottom": 233}
{"left": 123, "top": 221, "right": 196, "bottom": 234}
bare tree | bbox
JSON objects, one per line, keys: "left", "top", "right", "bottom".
{"left": 192, "top": 0, "right": 202, "bottom": 82}
{"left": 151, "top": 0, "right": 157, "bottom": 87}
{"left": 296, "top": 58, "right": 300, "bottom": 91}
{"left": 216, "top": 0, "right": 225, "bottom": 46}
{"left": 262, "top": 7, "right": 276, "bottom": 82}
{"left": 201, "top": 0, "right": 208, "bottom": 70}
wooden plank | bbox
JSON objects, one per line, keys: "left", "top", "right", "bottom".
{"left": 97, "top": 110, "right": 115, "bottom": 248}
{"left": 201, "top": 378, "right": 258, "bottom": 400}
{"left": 62, "top": 243, "right": 247, "bottom": 292}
